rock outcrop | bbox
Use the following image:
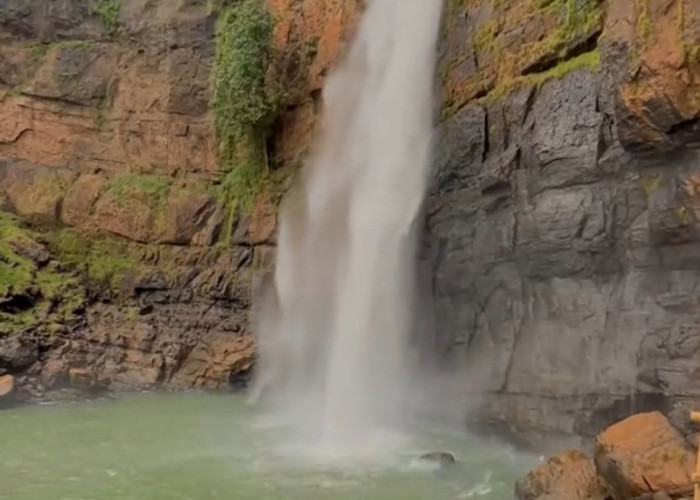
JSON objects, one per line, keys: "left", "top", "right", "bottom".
{"left": 517, "top": 412, "right": 696, "bottom": 500}
{"left": 424, "top": 0, "right": 700, "bottom": 443}
{"left": 2, "top": 0, "right": 699, "bottom": 459}
{"left": 515, "top": 449, "right": 608, "bottom": 500}
{"left": 595, "top": 412, "right": 695, "bottom": 500}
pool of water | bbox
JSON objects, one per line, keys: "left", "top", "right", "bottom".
{"left": 0, "top": 393, "right": 535, "bottom": 500}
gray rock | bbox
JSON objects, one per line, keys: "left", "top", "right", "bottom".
{"left": 419, "top": 452, "right": 456, "bottom": 468}
{"left": 422, "top": 66, "right": 700, "bottom": 445}
{"left": 0, "top": 336, "right": 37, "bottom": 372}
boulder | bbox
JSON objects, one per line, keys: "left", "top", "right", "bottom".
{"left": 0, "top": 374, "right": 15, "bottom": 406}
{"left": 0, "top": 336, "right": 37, "bottom": 372}
{"left": 594, "top": 412, "right": 695, "bottom": 500}
{"left": 515, "top": 450, "right": 609, "bottom": 500}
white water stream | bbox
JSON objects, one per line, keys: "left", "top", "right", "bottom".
{"left": 253, "top": 0, "right": 444, "bottom": 455}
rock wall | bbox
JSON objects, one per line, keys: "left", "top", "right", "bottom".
{"left": 3, "top": 0, "right": 700, "bottom": 453}
{"left": 424, "top": 0, "right": 700, "bottom": 445}
{"left": 0, "top": 0, "right": 359, "bottom": 400}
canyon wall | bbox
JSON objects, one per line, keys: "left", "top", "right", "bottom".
{"left": 2, "top": 0, "right": 700, "bottom": 450}
{"left": 424, "top": 0, "right": 700, "bottom": 445}
{"left": 0, "top": 0, "right": 358, "bottom": 399}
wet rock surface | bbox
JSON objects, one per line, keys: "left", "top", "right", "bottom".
{"left": 517, "top": 412, "right": 696, "bottom": 500}
{"left": 424, "top": 0, "right": 700, "bottom": 443}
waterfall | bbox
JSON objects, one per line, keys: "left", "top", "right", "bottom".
{"left": 253, "top": 0, "right": 443, "bottom": 456}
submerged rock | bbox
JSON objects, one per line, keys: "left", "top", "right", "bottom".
{"left": 419, "top": 451, "right": 456, "bottom": 468}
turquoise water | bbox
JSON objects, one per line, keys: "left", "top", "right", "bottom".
{"left": 0, "top": 393, "right": 534, "bottom": 500}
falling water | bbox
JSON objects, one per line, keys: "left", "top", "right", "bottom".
{"left": 253, "top": 0, "right": 444, "bottom": 455}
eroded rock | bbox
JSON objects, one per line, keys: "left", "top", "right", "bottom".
{"left": 515, "top": 450, "right": 609, "bottom": 500}
{"left": 594, "top": 412, "right": 695, "bottom": 500}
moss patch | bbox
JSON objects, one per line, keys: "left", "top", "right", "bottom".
{"left": 212, "top": 0, "right": 279, "bottom": 223}
{"left": 0, "top": 213, "right": 35, "bottom": 297}
{"left": 635, "top": 0, "right": 654, "bottom": 46}
{"left": 90, "top": 0, "right": 121, "bottom": 36}
{"left": 0, "top": 212, "right": 85, "bottom": 335}
{"left": 106, "top": 173, "right": 172, "bottom": 210}
{"left": 443, "top": 0, "right": 604, "bottom": 115}
{"left": 50, "top": 228, "right": 141, "bottom": 291}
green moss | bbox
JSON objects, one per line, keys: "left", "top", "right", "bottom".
{"left": 473, "top": 20, "right": 499, "bottom": 53}
{"left": 641, "top": 172, "right": 662, "bottom": 195}
{"left": 0, "top": 212, "right": 36, "bottom": 297}
{"left": 90, "top": 0, "right": 121, "bottom": 36}
{"left": 51, "top": 229, "right": 139, "bottom": 290}
{"left": 443, "top": 0, "right": 603, "bottom": 117}
{"left": 0, "top": 212, "right": 86, "bottom": 335}
{"left": 635, "top": 0, "right": 654, "bottom": 45}
{"left": 212, "top": 0, "right": 278, "bottom": 218}
{"left": 27, "top": 42, "right": 49, "bottom": 59}
{"left": 521, "top": 0, "right": 602, "bottom": 69}
{"left": 477, "top": 48, "right": 601, "bottom": 105}
{"left": 106, "top": 173, "right": 172, "bottom": 207}
{"left": 125, "top": 307, "right": 139, "bottom": 321}
{"left": 35, "top": 267, "right": 85, "bottom": 316}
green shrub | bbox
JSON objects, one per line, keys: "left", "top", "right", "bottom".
{"left": 212, "top": 0, "right": 277, "bottom": 218}
{"left": 90, "top": 0, "right": 121, "bottom": 36}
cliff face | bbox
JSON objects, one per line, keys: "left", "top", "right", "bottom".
{"left": 424, "top": 0, "right": 700, "bottom": 444}
{"left": 2, "top": 0, "right": 700, "bottom": 448}
{"left": 0, "top": 0, "right": 358, "bottom": 399}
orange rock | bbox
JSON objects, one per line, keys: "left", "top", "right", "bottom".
{"left": 515, "top": 450, "right": 609, "bottom": 500}
{"left": 594, "top": 412, "right": 695, "bottom": 500}
{"left": 61, "top": 174, "right": 107, "bottom": 230}
{"left": 0, "top": 374, "right": 15, "bottom": 399}
{"left": 170, "top": 335, "right": 255, "bottom": 390}
{"left": 604, "top": 0, "right": 700, "bottom": 150}
{"left": 248, "top": 196, "right": 277, "bottom": 245}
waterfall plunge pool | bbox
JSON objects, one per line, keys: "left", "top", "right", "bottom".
{"left": 0, "top": 393, "right": 536, "bottom": 500}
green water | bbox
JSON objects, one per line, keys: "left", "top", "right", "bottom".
{"left": 0, "top": 393, "right": 534, "bottom": 500}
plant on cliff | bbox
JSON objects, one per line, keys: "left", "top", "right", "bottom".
{"left": 0, "top": 212, "right": 85, "bottom": 335}
{"left": 211, "top": 0, "right": 278, "bottom": 221}
{"left": 107, "top": 173, "right": 172, "bottom": 204}
{"left": 90, "top": 0, "right": 121, "bottom": 37}
{"left": 51, "top": 229, "right": 140, "bottom": 291}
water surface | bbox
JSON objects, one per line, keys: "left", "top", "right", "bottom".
{"left": 0, "top": 393, "right": 534, "bottom": 500}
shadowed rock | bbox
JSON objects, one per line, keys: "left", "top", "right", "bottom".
{"left": 419, "top": 451, "right": 456, "bottom": 468}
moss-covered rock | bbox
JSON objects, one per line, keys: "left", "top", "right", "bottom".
{"left": 0, "top": 211, "right": 85, "bottom": 335}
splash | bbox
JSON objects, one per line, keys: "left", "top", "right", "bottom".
{"left": 253, "top": 0, "right": 443, "bottom": 455}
